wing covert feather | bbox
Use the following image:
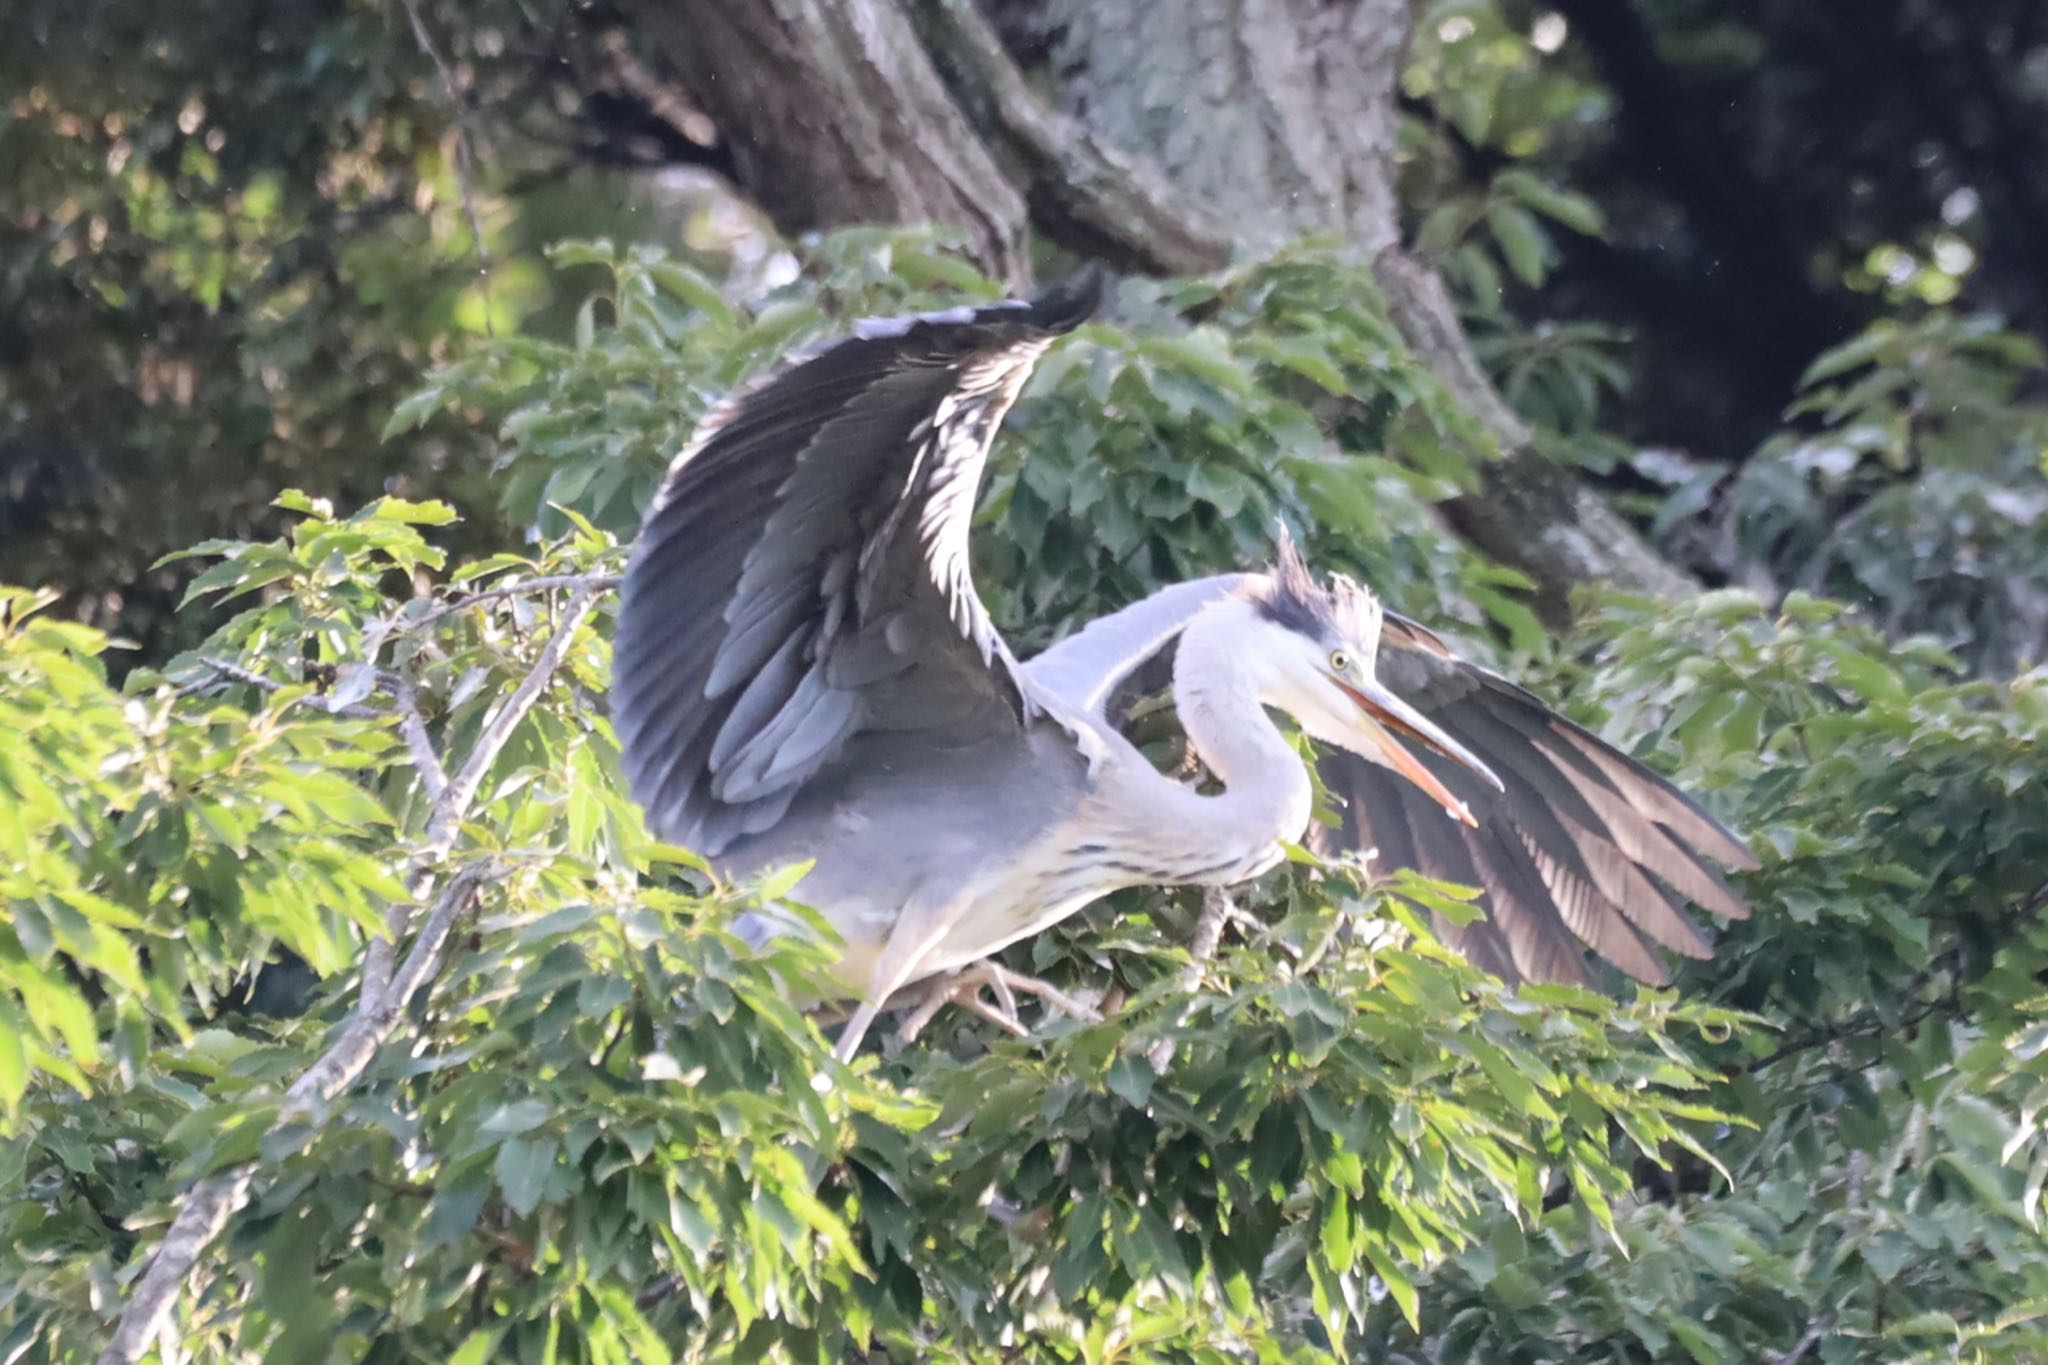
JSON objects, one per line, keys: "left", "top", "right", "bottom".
{"left": 1023, "top": 574, "right": 1256, "bottom": 715}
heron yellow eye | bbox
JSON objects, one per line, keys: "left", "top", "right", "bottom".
{"left": 1329, "top": 649, "right": 1352, "bottom": 673}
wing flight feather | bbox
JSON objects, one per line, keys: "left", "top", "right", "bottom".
{"left": 613, "top": 277, "right": 1100, "bottom": 855}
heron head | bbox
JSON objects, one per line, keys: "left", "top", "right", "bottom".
{"left": 1249, "top": 534, "right": 1502, "bottom": 826}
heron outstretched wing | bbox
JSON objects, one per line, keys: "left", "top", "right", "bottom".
{"left": 1024, "top": 574, "right": 1253, "bottom": 715}
{"left": 1311, "top": 613, "right": 1757, "bottom": 985}
{"left": 1030, "top": 583, "right": 1754, "bottom": 985}
{"left": 613, "top": 277, "right": 1100, "bottom": 855}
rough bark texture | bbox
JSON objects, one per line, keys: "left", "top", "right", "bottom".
{"left": 1044, "top": 0, "right": 1408, "bottom": 253}
{"left": 1373, "top": 249, "right": 1699, "bottom": 603}
{"left": 636, "top": 0, "right": 1030, "bottom": 286}
{"left": 643, "top": 0, "right": 1696, "bottom": 605}
{"left": 909, "top": 0, "right": 1233, "bottom": 276}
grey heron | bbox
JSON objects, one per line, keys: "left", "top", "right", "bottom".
{"left": 613, "top": 276, "right": 1756, "bottom": 1061}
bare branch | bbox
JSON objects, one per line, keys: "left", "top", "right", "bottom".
{"left": 385, "top": 673, "right": 449, "bottom": 805}
{"left": 368, "top": 587, "right": 600, "bottom": 1000}
{"left": 283, "top": 860, "right": 501, "bottom": 1113}
{"left": 96, "top": 1173, "right": 251, "bottom": 1365}
{"left": 99, "top": 592, "right": 601, "bottom": 1364}
{"left": 392, "top": 572, "right": 620, "bottom": 636}
{"left": 190, "top": 656, "right": 286, "bottom": 694}
{"left": 427, "top": 587, "right": 602, "bottom": 854}
{"left": 1770, "top": 1312, "right": 1834, "bottom": 1365}
{"left": 95, "top": 863, "right": 499, "bottom": 1365}
{"left": 185, "top": 658, "right": 386, "bottom": 720}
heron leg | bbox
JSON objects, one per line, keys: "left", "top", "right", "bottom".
{"left": 832, "top": 893, "right": 975, "bottom": 1063}
{"left": 895, "top": 960, "right": 1103, "bottom": 1045}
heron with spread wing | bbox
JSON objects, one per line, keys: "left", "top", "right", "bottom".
{"left": 612, "top": 276, "right": 1756, "bottom": 1061}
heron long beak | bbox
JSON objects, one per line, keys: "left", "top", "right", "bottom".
{"left": 1332, "top": 675, "right": 1504, "bottom": 827}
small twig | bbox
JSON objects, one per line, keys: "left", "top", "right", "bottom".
{"left": 1744, "top": 996, "right": 1947, "bottom": 1074}
{"left": 428, "top": 588, "right": 600, "bottom": 854}
{"left": 401, "top": 0, "right": 494, "bottom": 331}
{"left": 188, "top": 658, "right": 386, "bottom": 720}
{"left": 188, "top": 657, "right": 281, "bottom": 693}
{"left": 367, "top": 588, "right": 600, "bottom": 1004}
{"left": 1770, "top": 1312, "right": 1834, "bottom": 1365}
{"left": 392, "top": 572, "right": 621, "bottom": 637}
{"left": 1149, "top": 886, "right": 1235, "bottom": 1071}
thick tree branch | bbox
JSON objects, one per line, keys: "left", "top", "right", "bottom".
{"left": 908, "top": 0, "right": 1232, "bottom": 275}
{"left": 1025, "top": 0, "right": 1698, "bottom": 608}
{"left": 1370, "top": 247, "right": 1688, "bottom": 612}
{"left": 97, "top": 590, "right": 600, "bottom": 1365}
{"left": 631, "top": 0, "right": 1698, "bottom": 605}
{"left": 632, "top": 0, "right": 1030, "bottom": 287}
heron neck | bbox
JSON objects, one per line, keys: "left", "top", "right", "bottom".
{"left": 1165, "top": 611, "right": 1313, "bottom": 879}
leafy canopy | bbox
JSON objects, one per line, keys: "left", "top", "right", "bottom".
{"left": 2, "top": 235, "right": 2044, "bottom": 1365}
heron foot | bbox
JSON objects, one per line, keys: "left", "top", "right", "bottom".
{"left": 896, "top": 960, "right": 1103, "bottom": 1045}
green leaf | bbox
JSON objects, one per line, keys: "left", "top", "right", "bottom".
{"left": 1368, "top": 1244, "right": 1421, "bottom": 1331}
{"left": 0, "top": 1008, "right": 26, "bottom": 1112}
{"left": 1497, "top": 169, "right": 1606, "bottom": 236}
{"left": 1106, "top": 1054, "right": 1155, "bottom": 1110}
{"left": 1486, "top": 201, "right": 1550, "bottom": 286}
{"left": 382, "top": 387, "right": 447, "bottom": 439}
{"left": 495, "top": 1135, "right": 558, "bottom": 1218}
{"left": 647, "top": 261, "right": 738, "bottom": 327}
{"left": 479, "top": 1098, "right": 552, "bottom": 1136}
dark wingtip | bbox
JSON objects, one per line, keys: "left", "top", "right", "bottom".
{"left": 1024, "top": 264, "right": 1110, "bottom": 332}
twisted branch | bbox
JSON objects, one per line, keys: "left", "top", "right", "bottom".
{"left": 96, "top": 592, "right": 600, "bottom": 1365}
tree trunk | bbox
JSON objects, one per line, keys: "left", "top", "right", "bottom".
{"left": 1040, "top": 0, "right": 1409, "bottom": 252}
{"left": 632, "top": 0, "right": 1699, "bottom": 607}
{"left": 641, "top": 0, "right": 1030, "bottom": 287}
{"left": 1033, "top": 0, "right": 1696, "bottom": 607}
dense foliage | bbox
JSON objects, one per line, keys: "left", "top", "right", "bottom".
{"left": 3, "top": 234, "right": 2045, "bottom": 1363}
{"left": 9, "top": 0, "right": 2048, "bottom": 1360}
